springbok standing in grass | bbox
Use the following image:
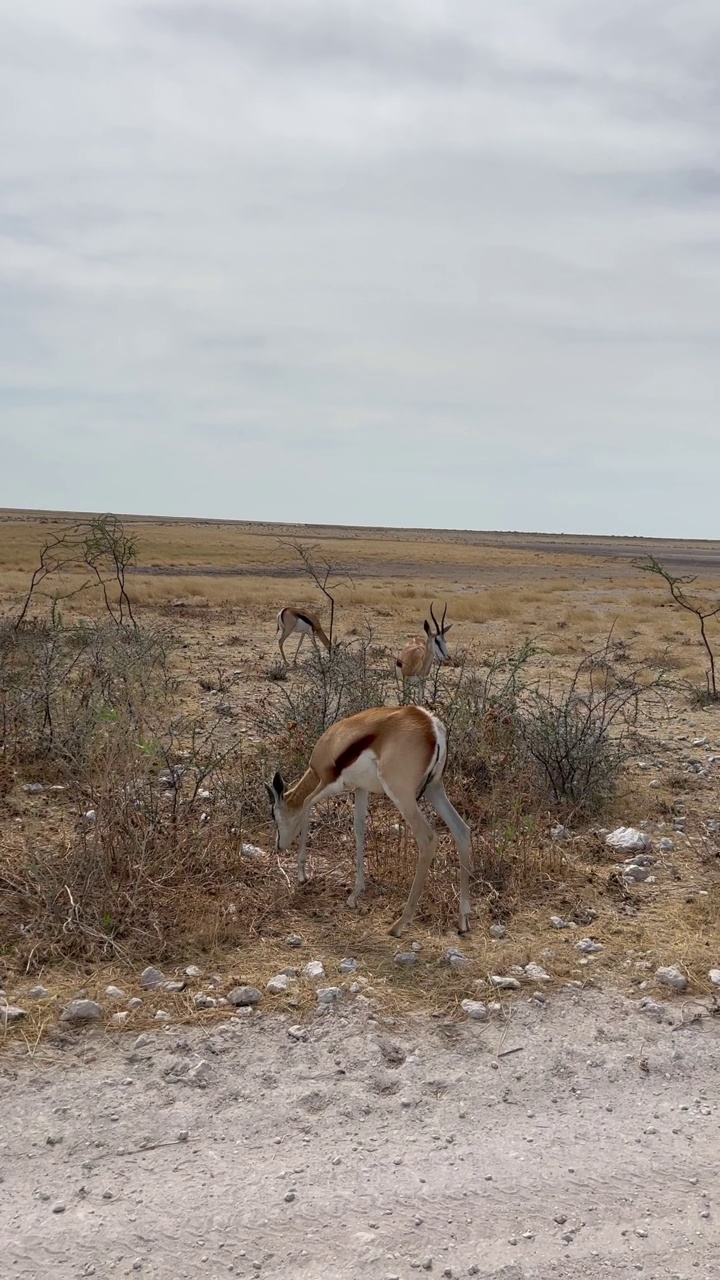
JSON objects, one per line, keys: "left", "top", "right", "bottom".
{"left": 396, "top": 602, "right": 452, "bottom": 700}
{"left": 265, "top": 704, "right": 471, "bottom": 936}
{"left": 276, "top": 606, "right": 331, "bottom": 665}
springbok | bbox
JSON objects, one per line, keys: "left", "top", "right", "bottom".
{"left": 276, "top": 606, "right": 331, "bottom": 665}
{"left": 396, "top": 602, "right": 452, "bottom": 698}
{"left": 265, "top": 704, "right": 471, "bottom": 936}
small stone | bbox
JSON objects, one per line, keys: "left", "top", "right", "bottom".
{"left": 623, "top": 863, "right": 650, "bottom": 882}
{"left": 110, "top": 1012, "right": 130, "bottom": 1027}
{"left": 606, "top": 827, "right": 650, "bottom": 853}
{"left": 635, "top": 1227, "right": 648, "bottom": 1238}
{"left": 127, "top": 997, "right": 143, "bottom": 1011}
{"left": 489, "top": 923, "right": 506, "bottom": 939}
{"left": 185, "top": 965, "right": 202, "bottom": 978}
{"left": 551, "top": 824, "right": 570, "bottom": 842}
{"left": 709, "top": 970, "right": 720, "bottom": 986}
{"left": 524, "top": 962, "right": 550, "bottom": 982}
{"left": 658, "top": 838, "right": 674, "bottom": 852}
{"left": 0, "top": 1005, "right": 27, "bottom": 1025}
{"left": 23, "top": 781, "right": 45, "bottom": 793}
{"left": 655, "top": 966, "right": 687, "bottom": 993}
{"left": 140, "top": 966, "right": 165, "bottom": 990}
{"left": 287, "top": 1025, "right": 307, "bottom": 1041}
{"left": 105, "top": 986, "right": 125, "bottom": 999}
{"left": 133, "top": 1033, "right": 154, "bottom": 1049}
{"left": 241, "top": 842, "right": 264, "bottom": 858}
{"left": 489, "top": 975, "right": 521, "bottom": 990}
{"left": 267, "top": 974, "right": 292, "bottom": 995}
{"left": 410, "top": 941, "right": 423, "bottom": 952}
{"left": 193, "top": 994, "right": 217, "bottom": 1009}
{"left": 52, "top": 1202, "right": 66, "bottom": 1214}
{"left": 445, "top": 948, "right": 469, "bottom": 970}
{"left": 29, "top": 985, "right": 50, "bottom": 998}
{"left": 638, "top": 998, "right": 666, "bottom": 1019}
{"left": 317, "top": 986, "right": 341, "bottom": 1004}
{"left": 461, "top": 1000, "right": 488, "bottom": 1021}
{"left": 154, "top": 1010, "right": 171, "bottom": 1021}
{"left": 178, "top": 1130, "right": 189, "bottom": 1142}
{"left": 303, "top": 961, "right": 325, "bottom": 979}
{"left": 576, "top": 939, "right": 603, "bottom": 954}
{"left": 227, "top": 986, "right": 263, "bottom": 1006}
{"left": 60, "top": 999, "right": 102, "bottom": 1024}
{"left": 394, "top": 952, "right": 418, "bottom": 967}
{"left": 421, "top": 1260, "right": 432, "bottom": 1272}
{"left": 339, "top": 958, "right": 358, "bottom": 974}
{"left": 554, "top": 1214, "right": 568, "bottom": 1224}
{"left": 285, "top": 934, "right": 303, "bottom": 947}
{"left": 187, "top": 1060, "right": 210, "bottom": 1086}
{"left": 83, "top": 809, "right": 96, "bottom": 823}
{"left": 550, "top": 916, "right": 572, "bottom": 929}
{"left": 284, "top": 1191, "right": 296, "bottom": 1202}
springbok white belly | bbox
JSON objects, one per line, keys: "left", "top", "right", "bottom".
{"left": 294, "top": 618, "right": 314, "bottom": 635}
{"left": 339, "top": 749, "right": 385, "bottom": 793}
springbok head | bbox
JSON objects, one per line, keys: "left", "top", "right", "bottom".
{"left": 423, "top": 601, "right": 452, "bottom": 662}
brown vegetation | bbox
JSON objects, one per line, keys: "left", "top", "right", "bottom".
{"left": 2, "top": 510, "right": 720, "bottom": 1041}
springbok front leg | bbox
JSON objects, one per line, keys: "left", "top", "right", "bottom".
{"left": 296, "top": 808, "right": 311, "bottom": 884}
{"left": 347, "top": 788, "right": 368, "bottom": 908}
{"left": 388, "top": 794, "right": 438, "bottom": 937}
{"left": 425, "top": 779, "right": 472, "bottom": 933}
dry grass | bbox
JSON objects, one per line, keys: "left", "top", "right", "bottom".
{"left": 2, "top": 509, "right": 720, "bottom": 1045}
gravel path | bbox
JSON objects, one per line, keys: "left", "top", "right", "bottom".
{"left": 2, "top": 989, "right": 719, "bottom": 1279}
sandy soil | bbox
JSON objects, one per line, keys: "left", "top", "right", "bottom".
{"left": 2, "top": 990, "right": 719, "bottom": 1280}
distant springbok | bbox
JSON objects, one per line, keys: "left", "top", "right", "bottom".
{"left": 396, "top": 602, "right": 452, "bottom": 698}
{"left": 276, "top": 606, "right": 331, "bottom": 665}
{"left": 266, "top": 704, "right": 471, "bottom": 936}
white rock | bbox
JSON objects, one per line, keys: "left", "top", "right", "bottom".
{"left": 489, "top": 923, "right": 506, "bottom": 939}
{"left": 28, "top": 985, "right": 50, "bottom": 998}
{"left": 655, "top": 965, "right": 687, "bottom": 992}
{"left": 285, "top": 934, "right": 303, "bottom": 947}
{"left": 489, "top": 975, "right": 521, "bottom": 990}
{"left": 708, "top": 970, "right": 720, "bottom": 986}
{"left": 657, "top": 838, "right": 674, "bottom": 852}
{"left": 127, "top": 997, "right": 143, "bottom": 1011}
{"left": 193, "top": 994, "right": 217, "bottom": 1009}
{"left": 303, "top": 961, "right": 325, "bottom": 980}
{"left": 0, "top": 1005, "right": 27, "bottom": 1025}
{"left": 105, "top": 986, "right": 125, "bottom": 999}
{"left": 266, "top": 974, "right": 292, "bottom": 995}
{"left": 288, "top": 1024, "right": 308, "bottom": 1041}
{"left": 241, "top": 843, "right": 264, "bottom": 858}
{"left": 524, "top": 962, "right": 550, "bottom": 982}
{"left": 23, "top": 782, "right": 45, "bottom": 794}
{"left": 110, "top": 1011, "right": 130, "bottom": 1027}
{"left": 83, "top": 809, "right": 96, "bottom": 823}
{"left": 550, "top": 916, "right": 574, "bottom": 930}
{"left": 461, "top": 1000, "right": 488, "bottom": 1021}
{"left": 693, "top": 737, "right": 709, "bottom": 747}
{"left": 140, "top": 966, "right": 165, "bottom": 990}
{"left": 576, "top": 939, "right": 603, "bottom": 954}
{"left": 60, "top": 999, "right": 102, "bottom": 1023}
{"left": 623, "top": 864, "right": 650, "bottom": 882}
{"left": 605, "top": 827, "right": 650, "bottom": 853}
{"left": 185, "top": 965, "right": 203, "bottom": 978}
{"left": 317, "top": 986, "right": 341, "bottom": 1004}
{"left": 154, "top": 1009, "right": 171, "bottom": 1021}
{"left": 550, "top": 824, "right": 570, "bottom": 842}
{"left": 339, "top": 958, "right": 358, "bottom": 974}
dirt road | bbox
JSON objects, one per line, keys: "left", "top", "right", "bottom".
{"left": 2, "top": 990, "right": 719, "bottom": 1279}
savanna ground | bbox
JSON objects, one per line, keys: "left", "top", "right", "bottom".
{"left": 2, "top": 511, "right": 720, "bottom": 1278}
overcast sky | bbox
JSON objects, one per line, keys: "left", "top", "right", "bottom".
{"left": 1, "top": 1, "right": 719, "bottom": 536}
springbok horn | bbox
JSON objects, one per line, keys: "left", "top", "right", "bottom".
{"left": 429, "top": 601, "right": 440, "bottom": 633}
{"left": 441, "top": 602, "right": 448, "bottom": 631}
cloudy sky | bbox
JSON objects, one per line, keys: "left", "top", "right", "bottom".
{"left": 2, "top": 1, "right": 719, "bottom": 536}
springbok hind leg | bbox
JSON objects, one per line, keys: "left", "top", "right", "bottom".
{"left": 293, "top": 632, "right": 305, "bottom": 664}
{"left": 425, "top": 780, "right": 472, "bottom": 933}
{"left": 347, "top": 788, "right": 368, "bottom": 908}
{"left": 388, "top": 796, "right": 438, "bottom": 937}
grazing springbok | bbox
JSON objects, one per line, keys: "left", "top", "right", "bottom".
{"left": 265, "top": 704, "right": 471, "bottom": 936}
{"left": 276, "top": 606, "right": 331, "bottom": 665}
{"left": 396, "top": 602, "right": 452, "bottom": 698}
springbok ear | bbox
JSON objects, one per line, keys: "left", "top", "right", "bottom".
{"left": 444, "top": 623, "right": 453, "bottom": 633}
{"left": 272, "top": 770, "right": 285, "bottom": 798}
{"left": 423, "top": 619, "right": 431, "bottom": 635}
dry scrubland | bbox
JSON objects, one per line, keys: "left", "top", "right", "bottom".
{"left": 2, "top": 509, "right": 720, "bottom": 1045}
